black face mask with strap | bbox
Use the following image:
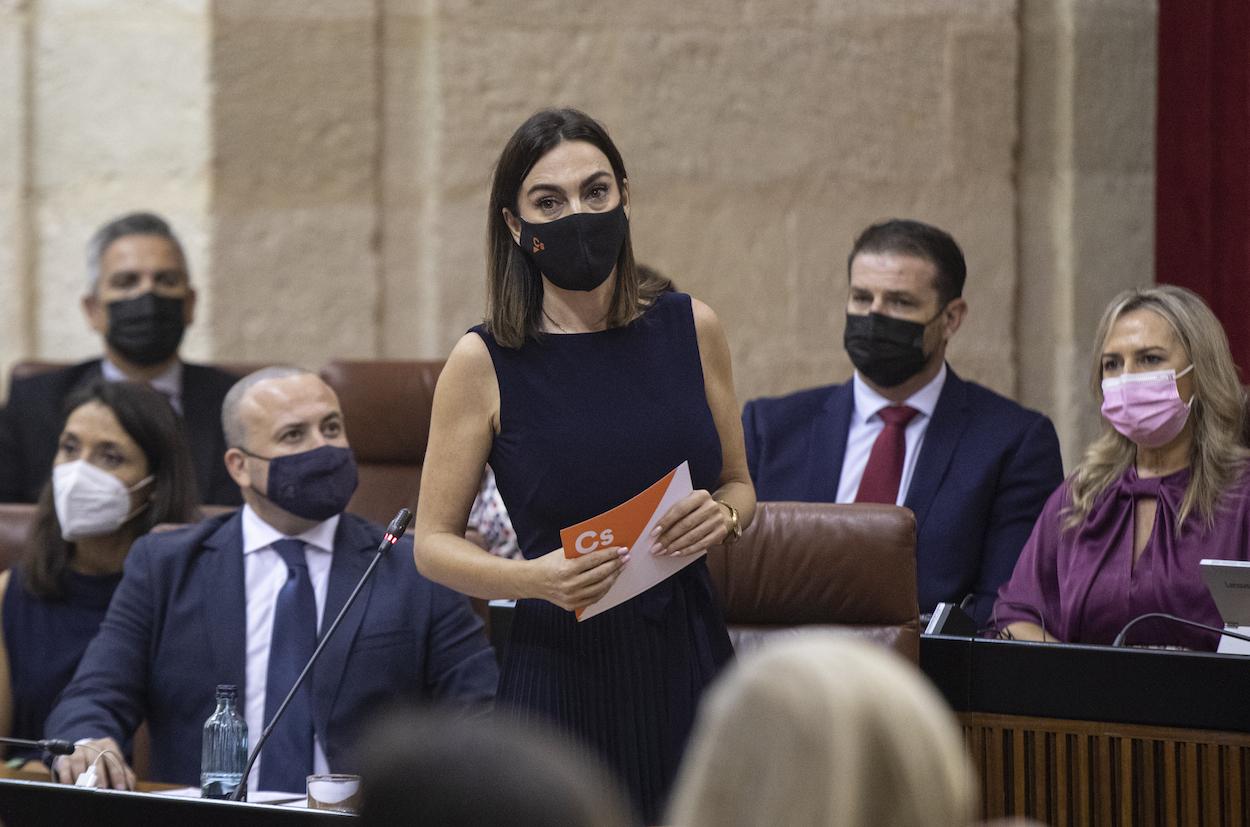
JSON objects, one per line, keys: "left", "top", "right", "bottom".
{"left": 843, "top": 307, "right": 944, "bottom": 388}
{"left": 106, "top": 293, "right": 186, "bottom": 366}
{"left": 518, "top": 203, "right": 628, "bottom": 292}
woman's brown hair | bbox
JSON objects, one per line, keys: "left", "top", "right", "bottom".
{"left": 485, "top": 108, "right": 669, "bottom": 347}
{"left": 24, "top": 380, "right": 200, "bottom": 599}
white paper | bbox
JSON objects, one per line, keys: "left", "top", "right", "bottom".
{"left": 576, "top": 462, "right": 700, "bottom": 621}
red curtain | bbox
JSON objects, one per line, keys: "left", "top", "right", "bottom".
{"left": 1156, "top": 0, "right": 1250, "bottom": 376}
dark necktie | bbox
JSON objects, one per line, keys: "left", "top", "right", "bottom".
{"left": 855, "top": 405, "right": 920, "bottom": 504}
{"left": 259, "top": 539, "right": 317, "bottom": 792}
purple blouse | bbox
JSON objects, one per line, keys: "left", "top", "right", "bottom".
{"left": 993, "top": 465, "right": 1250, "bottom": 649}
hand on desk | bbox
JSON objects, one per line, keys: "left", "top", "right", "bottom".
{"left": 1003, "top": 621, "right": 1061, "bottom": 643}
{"left": 52, "top": 737, "right": 135, "bottom": 790}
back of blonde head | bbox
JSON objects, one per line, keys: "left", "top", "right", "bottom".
{"left": 667, "top": 634, "right": 974, "bottom": 827}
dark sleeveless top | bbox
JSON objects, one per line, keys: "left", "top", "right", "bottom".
{"left": 473, "top": 291, "right": 733, "bottom": 823}
{"left": 3, "top": 564, "right": 122, "bottom": 760}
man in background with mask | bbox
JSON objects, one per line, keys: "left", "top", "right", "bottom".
{"left": 0, "top": 211, "right": 239, "bottom": 504}
{"left": 45, "top": 366, "right": 497, "bottom": 791}
{"left": 742, "top": 218, "right": 1063, "bottom": 626}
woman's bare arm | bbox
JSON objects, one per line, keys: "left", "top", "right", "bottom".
{"left": 412, "top": 333, "right": 624, "bottom": 610}
{"left": 653, "top": 299, "right": 756, "bottom": 555}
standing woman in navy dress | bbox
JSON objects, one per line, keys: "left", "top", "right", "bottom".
{"left": 414, "top": 108, "right": 755, "bottom": 822}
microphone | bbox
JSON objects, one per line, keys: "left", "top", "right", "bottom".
{"left": 231, "top": 507, "right": 414, "bottom": 801}
{"left": 0, "top": 736, "right": 74, "bottom": 756}
{"left": 924, "top": 602, "right": 979, "bottom": 637}
{"left": 1110, "top": 612, "right": 1250, "bottom": 648}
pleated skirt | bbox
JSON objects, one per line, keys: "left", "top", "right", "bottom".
{"left": 496, "top": 561, "right": 733, "bottom": 824}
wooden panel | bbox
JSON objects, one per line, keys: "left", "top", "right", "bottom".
{"left": 960, "top": 713, "right": 1250, "bottom": 826}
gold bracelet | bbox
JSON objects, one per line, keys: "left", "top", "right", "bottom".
{"left": 716, "top": 499, "right": 742, "bottom": 546}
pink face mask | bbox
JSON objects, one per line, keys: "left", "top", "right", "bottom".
{"left": 1100, "top": 364, "right": 1194, "bottom": 448}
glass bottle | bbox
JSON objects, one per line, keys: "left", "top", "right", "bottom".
{"left": 200, "top": 684, "right": 248, "bottom": 799}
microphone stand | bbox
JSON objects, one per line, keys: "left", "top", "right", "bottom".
{"left": 0, "top": 736, "right": 74, "bottom": 757}
{"left": 1111, "top": 612, "right": 1250, "bottom": 648}
{"left": 230, "top": 507, "right": 414, "bottom": 802}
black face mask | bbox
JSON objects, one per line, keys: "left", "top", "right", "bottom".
{"left": 244, "top": 445, "right": 359, "bottom": 521}
{"left": 518, "top": 203, "right": 628, "bottom": 292}
{"left": 106, "top": 293, "right": 186, "bottom": 367}
{"left": 843, "top": 309, "right": 944, "bottom": 388}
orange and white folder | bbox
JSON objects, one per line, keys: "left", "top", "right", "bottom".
{"left": 560, "top": 461, "right": 698, "bottom": 621}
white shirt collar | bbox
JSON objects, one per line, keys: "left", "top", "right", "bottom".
{"left": 100, "top": 356, "right": 183, "bottom": 400}
{"left": 852, "top": 362, "right": 948, "bottom": 421}
{"left": 240, "top": 503, "right": 340, "bottom": 556}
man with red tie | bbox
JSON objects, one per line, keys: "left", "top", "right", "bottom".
{"left": 742, "top": 219, "right": 1063, "bottom": 626}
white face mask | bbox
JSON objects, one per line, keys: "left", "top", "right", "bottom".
{"left": 52, "top": 460, "right": 153, "bottom": 542}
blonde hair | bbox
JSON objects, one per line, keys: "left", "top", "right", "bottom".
{"left": 666, "top": 634, "right": 974, "bottom": 827}
{"left": 1067, "top": 285, "right": 1248, "bottom": 532}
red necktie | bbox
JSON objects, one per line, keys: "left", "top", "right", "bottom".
{"left": 855, "top": 405, "right": 919, "bottom": 504}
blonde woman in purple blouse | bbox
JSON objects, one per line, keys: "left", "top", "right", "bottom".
{"left": 994, "top": 285, "right": 1250, "bottom": 649}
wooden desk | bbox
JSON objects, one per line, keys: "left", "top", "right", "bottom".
{"left": 0, "top": 765, "right": 178, "bottom": 791}
{"left": 0, "top": 774, "right": 353, "bottom": 824}
{"left": 921, "top": 635, "right": 1250, "bottom": 826}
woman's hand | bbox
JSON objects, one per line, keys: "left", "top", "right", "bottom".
{"left": 530, "top": 546, "right": 629, "bottom": 611}
{"left": 1002, "top": 621, "right": 1060, "bottom": 643}
{"left": 651, "top": 490, "right": 728, "bottom": 557}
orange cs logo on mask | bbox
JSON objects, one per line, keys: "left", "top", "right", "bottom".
{"left": 532, "top": 237, "right": 545, "bottom": 253}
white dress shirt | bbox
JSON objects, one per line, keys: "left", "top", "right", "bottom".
{"left": 836, "top": 363, "right": 948, "bottom": 506}
{"left": 241, "top": 504, "right": 339, "bottom": 789}
{"left": 101, "top": 357, "right": 184, "bottom": 414}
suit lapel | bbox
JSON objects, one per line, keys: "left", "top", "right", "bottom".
{"left": 904, "top": 368, "right": 971, "bottom": 532}
{"left": 180, "top": 366, "right": 220, "bottom": 497}
{"left": 67, "top": 360, "right": 105, "bottom": 394}
{"left": 311, "top": 516, "right": 377, "bottom": 737}
{"left": 201, "top": 514, "right": 248, "bottom": 692}
{"left": 810, "top": 384, "right": 854, "bottom": 502}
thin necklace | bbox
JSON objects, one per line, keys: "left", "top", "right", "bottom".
{"left": 543, "top": 308, "right": 572, "bottom": 333}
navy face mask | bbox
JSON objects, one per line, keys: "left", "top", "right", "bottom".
{"left": 518, "top": 203, "right": 628, "bottom": 292}
{"left": 243, "top": 445, "right": 359, "bottom": 521}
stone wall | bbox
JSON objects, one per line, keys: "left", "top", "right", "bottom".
{"left": 1018, "top": 0, "right": 1157, "bottom": 463}
{"left": 0, "top": 0, "right": 1159, "bottom": 468}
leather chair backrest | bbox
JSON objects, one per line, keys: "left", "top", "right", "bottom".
{"left": 705, "top": 501, "right": 920, "bottom": 662}
{"left": 319, "top": 359, "right": 445, "bottom": 525}
{"left": 9, "top": 359, "right": 263, "bottom": 382}
{"left": 0, "top": 503, "right": 37, "bottom": 574}
{"left": 9, "top": 360, "right": 71, "bottom": 383}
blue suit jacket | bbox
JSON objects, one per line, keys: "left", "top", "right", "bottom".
{"left": 45, "top": 511, "right": 498, "bottom": 784}
{"left": 742, "top": 368, "right": 1063, "bottom": 626}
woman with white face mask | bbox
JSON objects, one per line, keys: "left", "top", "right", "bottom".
{"left": 993, "top": 285, "right": 1250, "bottom": 648}
{"left": 0, "top": 381, "right": 198, "bottom": 769}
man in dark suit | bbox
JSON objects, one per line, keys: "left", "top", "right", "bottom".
{"left": 46, "top": 367, "right": 497, "bottom": 791}
{"left": 0, "top": 212, "right": 240, "bottom": 505}
{"left": 743, "top": 219, "right": 1063, "bottom": 626}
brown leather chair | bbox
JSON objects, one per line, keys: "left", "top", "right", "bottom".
{"left": 9, "top": 360, "right": 69, "bottom": 383}
{"left": 9, "top": 359, "right": 264, "bottom": 382}
{"left": 0, "top": 503, "right": 37, "bottom": 573}
{"left": 319, "top": 359, "right": 444, "bottom": 526}
{"left": 705, "top": 501, "right": 920, "bottom": 663}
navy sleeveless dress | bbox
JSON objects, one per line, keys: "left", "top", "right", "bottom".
{"left": 474, "top": 291, "right": 733, "bottom": 823}
{"left": 3, "top": 565, "right": 122, "bottom": 761}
